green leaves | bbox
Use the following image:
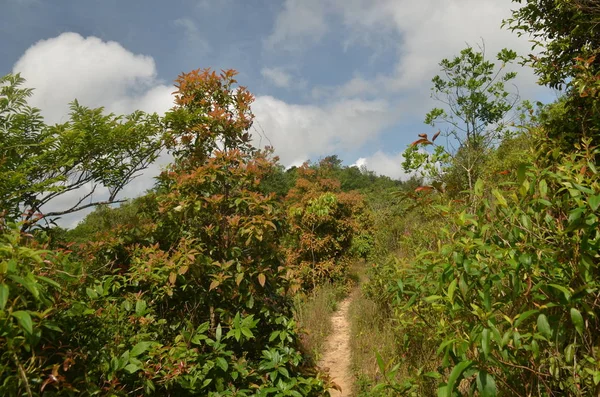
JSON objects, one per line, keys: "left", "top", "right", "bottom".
{"left": 476, "top": 371, "right": 497, "bottom": 397}
{"left": 439, "top": 360, "right": 473, "bottom": 397}
{"left": 12, "top": 310, "right": 33, "bottom": 335}
{"left": 537, "top": 314, "right": 552, "bottom": 339}
{"left": 481, "top": 328, "right": 491, "bottom": 359}
{"left": 589, "top": 194, "right": 600, "bottom": 211}
{"left": 130, "top": 341, "right": 153, "bottom": 357}
{"left": 0, "top": 283, "right": 8, "bottom": 310}
{"left": 0, "top": 73, "right": 164, "bottom": 229}
{"left": 570, "top": 308, "right": 584, "bottom": 336}
{"left": 405, "top": 43, "right": 521, "bottom": 193}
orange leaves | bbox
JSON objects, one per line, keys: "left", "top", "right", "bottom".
{"left": 257, "top": 273, "right": 266, "bottom": 287}
{"left": 415, "top": 186, "right": 434, "bottom": 192}
{"left": 411, "top": 131, "right": 441, "bottom": 146}
{"left": 167, "top": 68, "right": 256, "bottom": 166}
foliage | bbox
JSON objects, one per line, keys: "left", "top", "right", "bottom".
{"left": 506, "top": 0, "right": 600, "bottom": 149}
{"left": 0, "top": 74, "right": 164, "bottom": 231}
{"left": 0, "top": 69, "right": 330, "bottom": 396}
{"left": 505, "top": 0, "right": 600, "bottom": 90}
{"left": 378, "top": 137, "right": 600, "bottom": 395}
{"left": 0, "top": 224, "right": 78, "bottom": 396}
{"left": 403, "top": 44, "right": 521, "bottom": 195}
{"left": 285, "top": 162, "right": 372, "bottom": 289}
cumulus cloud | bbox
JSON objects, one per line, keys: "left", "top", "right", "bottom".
{"left": 12, "top": 33, "right": 176, "bottom": 227}
{"left": 12, "top": 32, "right": 174, "bottom": 123}
{"left": 252, "top": 96, "right": 397, "bottom": 165}
{"left": 353, "top": 150, "right": 413, "bottom": 180}
{"left": 268, "top": 0, "right": 546, "bottom": 101}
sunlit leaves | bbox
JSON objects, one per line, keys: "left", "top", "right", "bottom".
{"left": 0, "top": 74, "right": 164, "bottom": 229}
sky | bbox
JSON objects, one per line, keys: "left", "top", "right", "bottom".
{"left": 1, "top": 0, "right": 556, "bottom": 226}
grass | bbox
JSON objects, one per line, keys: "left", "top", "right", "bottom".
{"left": 293, "top": 282, "right": 347, "bottom": 363}
{"left": 348, "top": 259, "right": 440, "bottom": 396}
{"left": 348, "top": 290, "right": 400, "bottom": 396}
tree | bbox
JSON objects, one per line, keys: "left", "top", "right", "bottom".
{"left": 0, "top": 74, "right": 164, "bottom": 231}
{"left": 506, "top": 0, "right": 600, "bottom": 149}
{"left": 402, "top": 44, "right": 521, "bottom": 195}
{"left": 284, "top": 163, "right": 372, "bottom": 289}
{"left": 505, "top": 0, "right": 600, "bottom": 90}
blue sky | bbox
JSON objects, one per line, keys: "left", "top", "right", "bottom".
{"left": 2, "top": 0, "right": 554, "bottom": 224}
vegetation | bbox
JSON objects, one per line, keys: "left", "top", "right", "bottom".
{"left": 0, "top": 74, "right": 163, "bottom": 231}
{"left": 359, "top": 0, "right": 600, "bottom": 395}
{"left": 2, "top": 0, "right": 600, "bottom": 395}
{"left": 0, "top": 69, "right": 375, "bottom": 396}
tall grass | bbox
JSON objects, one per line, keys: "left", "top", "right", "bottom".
{"left": 348, "top": 289, "right": 399, "bottom": 396}
{"left": 293, "top": 283, "right": 347, "bottom": 362}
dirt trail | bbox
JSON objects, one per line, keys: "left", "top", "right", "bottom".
{"left": 319, "top": 294, "right": 354, "bottom": 397}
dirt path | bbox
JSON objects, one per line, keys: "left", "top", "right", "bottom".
{"left": 319, "top": 295, "right": 354, "bottom": 397}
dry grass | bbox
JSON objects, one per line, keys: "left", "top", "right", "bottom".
{"left": 348, "top": 272, "right": 440, "bottom": 395}
{"left": 348, "top": 291, "right": 400, "bottom": 396}
{"left": 293, "top": 282, "right": 346, "bottom": 363}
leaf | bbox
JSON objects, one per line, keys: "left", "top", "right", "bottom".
{"left": 8, "top": 274, "right": 39, "bottom": 299}
{"left": 514, "top": 310, "right": 538, "bottom": 328}
{"left": 130, "top": 341, "right": 152, "bottom": 357}
{"left": 216, "top": 357, "right": 228, "bottom": 371}
{"left": 257, "top": 273, "right": 266, "bottom": 287}
{"left": 474, "top": 179, "right": 484, "bottom": 196}
{"left": 447, "top": 279, "right": 457, "bottom": 303}
{"left": 12, "top": 311, "right": 33, "bottom": 334}
{"left": 124, "top": 363, "right": 140, "bottom": 374}
{"left": 169, "top": 272, "right": 177, "bottom": 285}
{"left": 537, "top": 314, "right": 552, "bottom": 339}
{"left": 517, "top": 163, "right": 528, "bottom": 184}
{"left": 236, "top": 273, "right": 244, "bottom": 286}
{"left": 36, "top": 275, "right": 60, "bottom": 289}
{"left": 445, "top": 361, "right": 473, "bottom": 396}
{"left": 209, "top": 280, "right": 220, "bottom": 291}
{"left": 178, "top": 265, "right": 189, "bottom": 275}
{"left": 375, "top": 351, "right": 385, "bottom": 373}
{"left": 538, "top": 179, "right": 548, "bottom": 198}
{"left": 548, "top": 283, "right": 571, "bottom": 301}
{"left": 476, "top": 371, "right": 497, "bottom": 397}
{"left": 135, "top": 300, "right": 147, "bottom": 316}
{"left": 481, "top": 329, "right": 491, "bottom": 359}
{"left": 570, "top": 308, "right": 584, "bottom": 336}
{"left": 492, "top": 189, "right": 507, "bottom": 207}
{"left": 0, "top": 283, "right": 8, "bottom": 310}
{"left": 411, "top": 138, "right": 432, "bottom": 146}
{"left": 589, "top": 194, "right": 600, "bottom": 211}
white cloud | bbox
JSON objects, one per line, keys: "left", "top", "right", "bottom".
{"left": 12, "top": 32, "right": 174, "bottom": 123}
{"left": 269, "top": 0, "right": 546, "bottom": 102}
{"left": 261, "top": 67, "right": 293, "bottom": 88}
{"left": 353, "top": 150, "right": 413, "bottom": 180}
{"left": 11, "top": 33, "right": 176, "bottom": 227}
{"left": 264, "top": 0, "right": 329, "bottom": 51}
{"left": 252, "top": 96, "right": 397, "bottom": 166}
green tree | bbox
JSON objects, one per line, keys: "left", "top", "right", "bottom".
{"left": 0, "top": 74, "right": 164, "bottom": 231}
{"left": 403, "top": 44, "right": 521, "bottom": 195}
{"left": 506, "top": 0, "right": 600, "bottom": 149}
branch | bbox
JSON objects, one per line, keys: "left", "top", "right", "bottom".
{"left": 43, "top": 199, "right": 126, "bottom": 218}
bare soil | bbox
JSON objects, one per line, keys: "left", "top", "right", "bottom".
{"left": 318, "top": 295, "right": 354, "bottom": 397}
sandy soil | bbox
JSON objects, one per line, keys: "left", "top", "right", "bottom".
{"left": 318, "top": 296, "right": 354, "bottom": 397}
